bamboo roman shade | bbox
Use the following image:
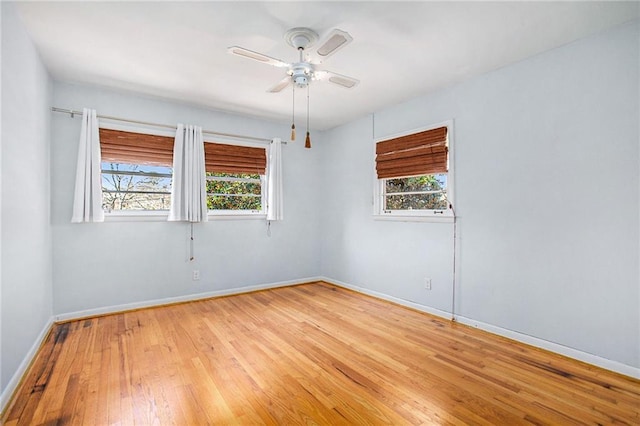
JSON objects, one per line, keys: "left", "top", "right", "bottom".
{"left": 376, "top": 126, "right": 448, "bottom": 179}
{"left": 204, "top": 142, "right": 267, "bottom": 175}
{"left": 100, "top": 128, "right": 174, "bottom": 167}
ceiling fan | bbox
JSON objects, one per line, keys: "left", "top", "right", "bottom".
{"left": 228, "top": 27, "right": 358, "bottom": 148}
{"left": 227, "top": 27, "right": 359, "bottom": 93}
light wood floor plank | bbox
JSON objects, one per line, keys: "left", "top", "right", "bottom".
{"left": 3, "top": 282, "right": 639, "bottom": 425}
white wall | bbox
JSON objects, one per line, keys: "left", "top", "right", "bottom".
{"left": 321, "top": 21, "right": 639, "bottom": 369}
{"left": 1, "top": 1, "right": 53, "bottom": 393}
{"left": 51, "top": 83, "right": 322, "bottom": 315}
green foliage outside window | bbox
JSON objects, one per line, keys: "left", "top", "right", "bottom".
{"left": 206, "top": 172, "right": 262, "bottom": 211}
{"left": 385, "top": 174, "right": 448, "bottom": 210}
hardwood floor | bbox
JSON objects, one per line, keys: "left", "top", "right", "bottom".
{"left": 3, "top": 282, "right": 639, "bottom": 425}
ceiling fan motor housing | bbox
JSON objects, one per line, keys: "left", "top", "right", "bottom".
{"left": 289, "top": 62, "right": 315, "bottom": 87}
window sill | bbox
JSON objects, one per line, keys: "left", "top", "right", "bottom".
{"left": 104, "top": 211, "right": 267, "bottom": 222}
{"left": 207, "top": 213, "right": 266, "bottom": 220}
{"left": 105, "top": 211, "right": 169, "bottom": 222}
{"left": 373, "top": 213, "right": 454, "bottom": 223}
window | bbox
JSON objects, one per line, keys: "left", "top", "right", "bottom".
{"left": 374, "top": 122, "right": 453, "bottom": 220}
{"left": 204, "top": 142, "right": 267, "bottom": 214}
{"left": 99, "top": 128, "right": 269, "bottom": 217}
{"left": 100, "top": 128, "right": 174, "bottom": 212}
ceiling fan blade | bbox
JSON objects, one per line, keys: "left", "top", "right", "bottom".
{"left": 316, "top": 29, "right": 353, "bottom": 58}
{"left": 227, "top": 46, "right": 288, "bottom": 68}
{"left": 267, "top": 77, "right": 292, "bottom": 93}
{"left": 317, "top": 71, "right": 359, "bottom": 89}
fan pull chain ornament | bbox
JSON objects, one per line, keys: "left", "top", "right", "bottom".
{"left": 228, "top": 27, "right": 359, "bottom": 149}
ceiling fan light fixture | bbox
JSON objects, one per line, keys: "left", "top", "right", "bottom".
{"left": 290, "top": 63, "right": 314, "bottom": 88}
{"left": 294, "top": 75, "right": 308, "bottom": 86}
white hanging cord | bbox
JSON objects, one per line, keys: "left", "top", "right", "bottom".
{"left": 372, "top": 113, "right": 375, "bottom": 140}
{"left": 267, "top": 220, "right": 272, "bottom": 237}
{"left": 189, "top": 222, "right": 195, "bottom": 261}
{"left": 450, "top": 202, "right": 457, "bottom": 321}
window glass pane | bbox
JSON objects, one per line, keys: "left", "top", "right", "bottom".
{"left": 207, "top": 181, "right": 261, "bottom": 195}
{"left": 385, "top": 174, "right": 447, "bottom": 193}
{"left": 207, "top": 172, "right": 260, "bottom": 179}
{"left": 384, "top": 173, "right": 448, "bottom": 211}
{"left": 385, "top": 193, "right": 448, "bottom": 210}
{"left": 207, "top": 195, "right": 261, "bottom": 210}
{"left": 206, "top": 172, "right": 262, "bottom": 211}
{"left": 101, "top": 162, "right": 172, "bottom": 211}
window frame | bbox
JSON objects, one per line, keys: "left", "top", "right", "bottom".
{"left": 99, "top": 124, "right": 269, "bottom": 221}
{"left": 100, "top": 123, "right": 176, "bottom": 220}
{"left": 373, "top": 120, "right": 455, "bottom": 223}
{"left": 101, "top": 166, "right": 173, "bottom": 212}
{"left": 203, "top": 137, "right": 268, "bottom": 219}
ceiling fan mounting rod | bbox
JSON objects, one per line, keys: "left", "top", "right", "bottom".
{"left": 285, "top": 27, "right": 319, "bottom": 50}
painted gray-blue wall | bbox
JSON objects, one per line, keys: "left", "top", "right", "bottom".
{"left": 51, "top": 82, "right": 323, "bottom": 315}
{"left": 1, "top": 2, "right": 53, "bottom": 392}
{"left": 320, "top": 21, "right": 639, "bottom": 369}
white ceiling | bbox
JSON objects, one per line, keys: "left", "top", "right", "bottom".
{"left": 15, "top": 1, "right": 639, "bottom": 130}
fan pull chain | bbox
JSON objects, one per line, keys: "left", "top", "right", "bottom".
{"left": 290, "top": 83, "right": 296, "bottom": 141}
{"left": 305, "top": 83, "right": 311, "bottom": 149}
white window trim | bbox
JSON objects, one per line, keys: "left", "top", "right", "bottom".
{"left": 203, "top": 138, "right": 268, "bottom": 217}
{"left": 372, "top": 119, "right": 455, "bottom": 223}
{"left": 104, "top": 210, "right": 169, "bottom": 222}
{"left": 100, "top": 122, "right": 175, "bottom": 220}
{"left": 104, "top": 211, "right": 268, "bottom": 222}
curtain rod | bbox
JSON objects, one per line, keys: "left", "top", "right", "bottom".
{"left": 51, "top": 107, "right": 283, "bottom": 144}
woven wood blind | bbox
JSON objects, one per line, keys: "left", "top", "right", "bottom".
{"left": 375, "top": 126, "right": 448, "bottom": 179}
{"left": 100, "top": 128, "right": 174, "bottom": 167}
{"left": 204, "top": 142, "right": 267, "bottom": 175}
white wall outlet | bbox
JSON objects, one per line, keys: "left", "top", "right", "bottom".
{"left": 424, "top": 277, "right": 432, "bottom": 290}
{"left": 192, "top": 270, "right": 200, "bottom": 281}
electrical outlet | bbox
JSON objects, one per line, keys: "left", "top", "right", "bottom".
{"left": 192, "top": 270, "right": 200, "bottom": 281}
{"left": 424, "top": 278, "right": 432, "bottom": 290}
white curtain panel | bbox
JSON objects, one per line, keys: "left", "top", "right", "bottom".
{"left": 266, "top": 137, "right": 284, "bottom": 221}
{"left": 168, "top": 124, "right": 208, "bottom": 222}
{"left": 71, "top": 108, "right": 104, "bottom": 223}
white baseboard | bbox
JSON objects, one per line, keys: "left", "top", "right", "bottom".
{"left": 55, "top": 276, "right": 323, "bottom": 323}
{"left": 1, "top": 316, "right": 54, "bottom": 415}
{"left": 452, "top": 315, "right": 640, "bottom": 379}
{"left": 324, "top": 277, "right": 454, "bottom": 319}
{"left": 321, "top": 276, "right": 640, "bottom": 379}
